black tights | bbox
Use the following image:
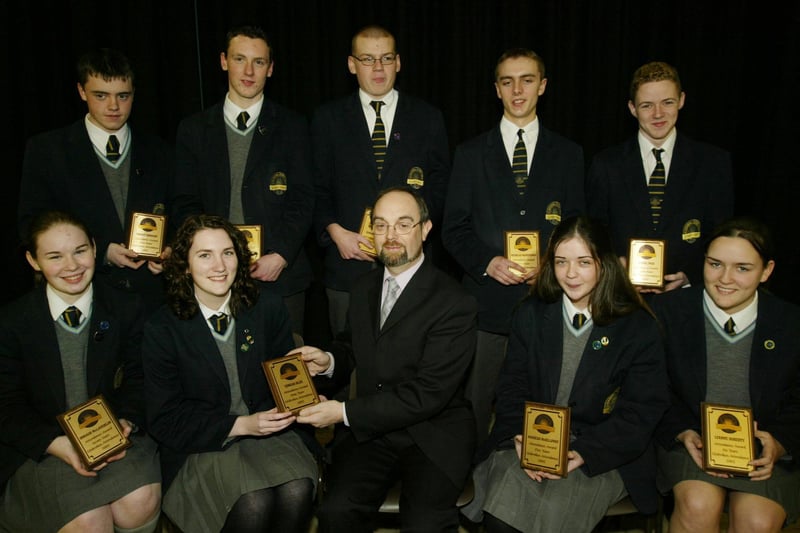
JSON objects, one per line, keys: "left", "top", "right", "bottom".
{"left": 484, "top": 512, "right": 523, "bottom": 533}
{"left": 221, "top": 478, "right": 314, "bottom": 533}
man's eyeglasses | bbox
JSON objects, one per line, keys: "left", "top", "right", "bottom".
{"left": 351, "top": 54, "right": 397, "bottom": 67}
{"left": 371, "top": 220, "right": 420, "bottom": 235}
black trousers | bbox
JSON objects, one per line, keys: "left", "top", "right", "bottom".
{"left": 318, "top": 430, "right": 462, "bottom": 533}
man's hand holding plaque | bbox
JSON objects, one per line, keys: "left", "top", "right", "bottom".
{"left": 56, "top": 395, "right": 132, "bottom": 470}
{"left": 127, "top": 212, "right": 167, "bottom": 261}
{"left": 519, "top": 402, "right": 571, "bottom": 478}
{"left": 235, "top": 224, "right": 263, "bottom": 264}
{"left": 504, "top": 231, "right": 540, "bottom": 279}
{"left": 358, "top": 207, "right": 377, "bottom": 257}
{"left": 263, "top": 352, "right": 321, "bottom": 414}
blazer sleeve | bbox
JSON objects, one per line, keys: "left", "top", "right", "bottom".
{"left": 442, "top": 142, "right": 500, "bottom": 281}
{"left": 0, "top": 305, "right": 62, "bottom": 461}
{"left": 571, "top": 314, "right": 670, "bottom": 476}
{"left": 106, "top": 295, "right": 148, "bottom": 428}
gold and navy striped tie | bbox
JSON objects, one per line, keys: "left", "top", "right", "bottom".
{"left": 62, "top": 306, "right": 82, "bottom": 328}
{"left": 236, "top": 111, "right": 250, "bottom": 131}
{"left": 106, "top": 135, "right": 121, "bottom": 163}
{"left": 723, "top": 317, "right": 736, "bottom": 336}
{"left": 649, "top": 148, "right": 666, "bottom": 227}
{"left": 512, "top": 129, "right": 528, "bottom": 196}
{"left": 572, "top": 313, "right": 586, "bottom": 329}
{"left": 370, "top": 101, "right": 386, "bottom": 180}
{"left": 209, "top": 313, "right": 229, "bottom": 335}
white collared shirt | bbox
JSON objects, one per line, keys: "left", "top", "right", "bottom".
{"left": 500, "top": 116, "right": 538, "bottom": 173}
{"left": 359, "top": 88, "right": 398, "bottom": 141}
{"left": 85, "top": 116, "right": 130, "bottom": 160}
{"left": 703, "top": 289, "right": 758, "bottom": 334}
{"left": 47, "top": 283, "right": 93, "bottom": 324}
{"left": 223, "top": 93, "right": 264, "bottom": 132}
{"left": 381, "top": 252, "right": 425, "bottom": 306}
{"left": 638, "top": 129, "right": 677, "bottom": 184}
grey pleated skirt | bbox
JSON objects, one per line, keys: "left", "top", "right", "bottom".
{"left": 163, "top": 430, "right": 317, "bottom": 533}
{"left": 657, "top": 445, "right": 800, "bottom": 524}
{"left": 462, "top": 448, "right": 627, "bottom": 533}
{"left": 0, "top": 433, "right": 160, "bottom": 533}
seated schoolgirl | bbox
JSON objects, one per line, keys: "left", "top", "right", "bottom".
{"left": 653, "top": 217, "right": 800, "bottom": 533}
{"left": 0, "top": 210, "right": 160, "bottom": 533}
{"left": 462, "top": 215, "right": 669, "bottom": 533}
{"left": 142, "top": 214, "right": 316, "bottom": 533}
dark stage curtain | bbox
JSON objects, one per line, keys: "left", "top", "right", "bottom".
{"left": 2, "top": 1, "right": 798, "bottom": 317}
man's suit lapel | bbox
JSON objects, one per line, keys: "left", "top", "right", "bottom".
{"left": 377, "top": 261, "right": 433, "bottom": 336}
{"left": 244, "top": 100, "right": 275, "bottom": 181}
{"left": 344, "top": 94, "right": 379, "bottom": 179}
{"left": 483, "top": 126, "right": 517, "bottom": 229}
{"left": 622, "top": 139, "right": 652, "bottom": 228}
{"left": 382, "top": 92, "right": 406, "bottom": 177}
{"left": 660, "top": 133, "right": 695, "bottom": 226}
{"left": 205, "top": 107, "right": 232, "bottom": 212}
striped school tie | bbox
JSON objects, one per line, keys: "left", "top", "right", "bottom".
{"left": 62, "top": 306, "right": 82, "bottom": 328}
{"left": 106, "top": 135, "right": 121, "bottom": 163}
{"left": 648, "top": 148, "right": 666, "bottom": 227}
{"left": 209, "top": 313, "right": 229, "bottom": 335}
{"left": 236, "top": 111, "right": 250, "bottom": 131}
{"left": 512, "top": 129, "right": 528, "bottom": 196}
{"left": 370, "top": 101, "right": 386, "bottom": 180}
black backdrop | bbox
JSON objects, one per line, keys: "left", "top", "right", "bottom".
{"left": 3, "top": 0, "right": 799, "bottom": 312}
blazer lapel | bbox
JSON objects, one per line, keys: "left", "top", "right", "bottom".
{"left": 344, "top": 95, "right": 378, "bottom": 179}
{"left": 244, "top": 101, "right": 275, "bottom": 181}
{"left": 571, "top": 320, "right": 620, "bottom": 396}
{"left": 67, "top": 124, "right": 124, "bottom": 234}
{"left": 540, "top": 303, "right": 564, "bottom": 403}
{"left": 378, "top": 261, "right": 433, "bottom": 335}
{"left": 85, "top": 289, "right": 117, "bottom": 395}
{"left": 484, "top": 127, "right": 517, "bottom": 227}
{"left": 189, "top": 314, "right": 230, "bottom": 388}
{"left": 622, "top": 139, "right": 652, "bottom": 227}
{"left": 30, "top": 289, "right": 68, "bottom": 409}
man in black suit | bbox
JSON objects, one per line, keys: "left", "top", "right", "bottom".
{"left": 312, "top": 25, "right": 450, "bottom": 336}
{"left": 172, "top": 26, "right": 313, "bottom": 335}
{"left": 297, "top": 187, "right": 477, "bottom": 532}
{"left": 18, "top": 48, "right": 173, "bottom": 311}
{"left": 442, "top": 48, "right": 585, "bottom": 440}
{"left": 587, "top": 61, "right": 734, "bottom": 291}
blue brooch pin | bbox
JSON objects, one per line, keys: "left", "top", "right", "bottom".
{"left": 94, "top": 321, "right": 111, "bottom": 341}
{"left": 592, "top": 340, "right": 602, "bottom": 350}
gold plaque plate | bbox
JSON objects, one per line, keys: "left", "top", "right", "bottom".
{"left": 262, "top": 352, "right": 321, "bottom": 414}
{"left": 521, "top": 401, "right": 571, "bottom": 477}
{"left": 56, "top": 395, "right": 131, "bottom": 469}
{"left": 701, "top": 402, "right": 756, "bottom": 475}
{"left": 627, "top": 238, "right": 666, "bottom": 288}
{"left": 504, "top": 231, "right": 540, "bottom": 277}
{"left": 127, "top": 212, "right": 166, "bottom": 260}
